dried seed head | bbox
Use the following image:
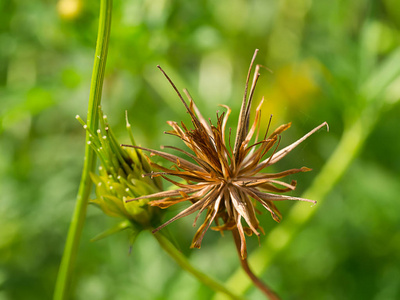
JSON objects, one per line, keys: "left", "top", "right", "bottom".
{"left": 124, "top": 49, "right": 328, "bottom": 259}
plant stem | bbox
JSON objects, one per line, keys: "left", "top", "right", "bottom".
{"left": 231, "top": 229, "right": 280, "bottom": 300}
{"left": 53, "top": 1, "right": 113, "bottom": 299}
{"left": 153, "top": 232, "right": 245, "bottom": 300}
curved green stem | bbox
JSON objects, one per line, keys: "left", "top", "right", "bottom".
{"left": 53, "top": 1, "right": 113, "bottom": 299}
{"left": 153, "top": 232, "right": 245, "bottom": 300}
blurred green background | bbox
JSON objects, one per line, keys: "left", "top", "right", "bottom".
{"left": 1, "top": 0, "right": 400, "bottom": 299}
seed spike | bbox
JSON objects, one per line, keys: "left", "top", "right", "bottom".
{"left": 157, "top": 65, "right": 200, "bottom": 128}
{"left": 234, "top": 49, "right": 259, "bottom": 158}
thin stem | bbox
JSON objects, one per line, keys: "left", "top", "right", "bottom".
{"left": 53, "top": 0, "right": 113, "bottom": 299}
{"left": 231, "top": 229, "right": 280, "bottom": 300}
{"left": 153, "top": 232, "right": 245, "bottom": 300}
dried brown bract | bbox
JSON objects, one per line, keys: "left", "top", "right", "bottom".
{"left": 123, "top": 49, "right": 328, "bottom": 259}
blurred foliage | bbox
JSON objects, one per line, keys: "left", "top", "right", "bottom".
{"left": 1, "top": 0, "right": 400, "bottom": 299}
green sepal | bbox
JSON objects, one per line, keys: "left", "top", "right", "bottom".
{"left": 123, "top": 198, "right": 151, "bottom": 226}
{"left": 128, "top": 224, "right": 141, "bottom": 250}
{"left": 90, "top": 220, "right": 132, "bottom": 242}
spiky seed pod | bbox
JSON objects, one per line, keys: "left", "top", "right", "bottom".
{"left": 124, "top": 49, "right": 328, "bottom": 259}
{"left": 77, "top": 108, "right": 162, "bottom": 235}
